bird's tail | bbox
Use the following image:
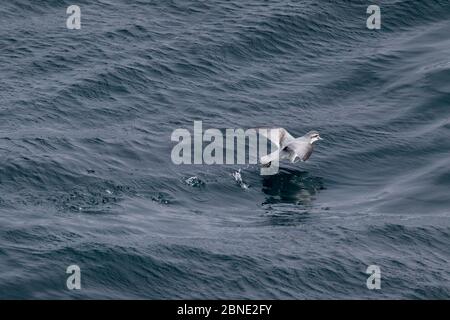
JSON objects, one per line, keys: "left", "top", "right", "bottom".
{"left": 260, "top": 151, "right": 279, "bottom": 166}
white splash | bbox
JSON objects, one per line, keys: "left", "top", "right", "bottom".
{"left": 184, "top": 176, "right": 205, "bottom": 187}
{"left": 232, "top": 169, "right": 249, "bottom": 190}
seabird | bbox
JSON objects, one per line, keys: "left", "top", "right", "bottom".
{"left": 259, "top": 128, "right": 322, "bottom": 167}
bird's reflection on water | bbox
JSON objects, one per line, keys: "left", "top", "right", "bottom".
{"left": 260, "top": 168, "right": 325, "bottom": 226}
{"left": 261, "top": 168, "right": 325, "bottom": 206}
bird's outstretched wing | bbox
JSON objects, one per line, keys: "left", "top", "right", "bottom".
{"left": 257, "top": 128, "right": 295, "bottom": 165}
{"left": 257, "top": 128, "right": 295, "bottom": 149}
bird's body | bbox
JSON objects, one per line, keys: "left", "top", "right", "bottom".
{"left": 258, "top": 128, "right": 322, "bottom": 167}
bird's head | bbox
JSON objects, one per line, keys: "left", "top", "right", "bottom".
{"left": 305, "top": 131, "right": 322, "bottom": 144}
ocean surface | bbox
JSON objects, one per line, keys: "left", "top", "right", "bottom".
{"left": 0, "top": 0, "right": 449, "bottom": 299}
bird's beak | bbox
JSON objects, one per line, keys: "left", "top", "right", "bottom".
{"left": 318, "top": 136, "right": 323, "bottom": 140}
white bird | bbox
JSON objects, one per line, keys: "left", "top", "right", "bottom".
{"left": 258, "top": 128, "right": 322, "bottom": 167}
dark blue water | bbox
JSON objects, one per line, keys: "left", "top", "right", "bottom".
{"left": 1, "top": 0, "right": 449, "bottom": 299}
